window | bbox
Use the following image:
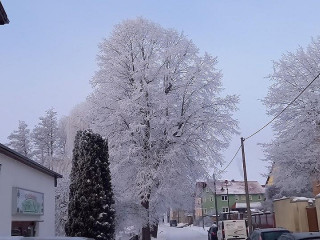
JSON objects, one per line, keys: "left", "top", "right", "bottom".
{"left": 222, "top": 207, "right": 229, "bottom": 213}
{"left": 221, "top": 195, "right": 228, "bottom": 201}
{"left": 241, "top": 195, "right": 246, "bottom": 200}
{"left": 210, "top": 196, "right": 214, "bottom": 202}
{"left": 206, "top": 187, "right": 209, "bottom": 193}
{"left": 258, "top": 195, "right": 262, "bottom": 200}
{"left": 235, "top": 195, "right": 239, "bottom": 201}
{"left": 203, "top": 208, "right": 207, "bottom": 214}
{"left": 210, "top": 207, "right": 215, "bottom": 214}
{"left": 196, "top": 209, "right": 202, "bottom": 216}
{"left": 249, "top": 195, "right": 252, "bottom": 200}
{"left": 197, "top": 199, "right": 201, "bottom": 204}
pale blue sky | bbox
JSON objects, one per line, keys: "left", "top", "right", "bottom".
{"left": 1, "top": 0, "right": 320, "bottom": 184}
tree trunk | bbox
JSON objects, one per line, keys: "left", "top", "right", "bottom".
{"left": 150, "top": 222, "right": 158, "bottom": 238}
{"left": 141, "top": 200, "right": 151, "bottom": 240}
{"left": 142, "top": 224, "right": 151, "bottom": 240}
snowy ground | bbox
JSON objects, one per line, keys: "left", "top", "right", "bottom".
{"left": 155, "top": 224, "right": 209, "bottom": 240}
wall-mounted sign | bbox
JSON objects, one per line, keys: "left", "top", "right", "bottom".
{"left": 12, "top": 187, "right": 44, "bottom": 215}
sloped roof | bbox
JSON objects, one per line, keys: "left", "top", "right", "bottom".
{"left": 0, "top": 1, "right": 9, "bottom": 25}
{"left": 197, "top": 180, "right": 265, "bottom": 195}
{"left": 0, "top": 143, "right": 62, "bottom": 179}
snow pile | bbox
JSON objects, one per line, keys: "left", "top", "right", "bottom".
{"left": 291, "top": 197, "right": 314, "bottom": 202}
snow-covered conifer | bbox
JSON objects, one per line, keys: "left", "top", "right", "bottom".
{"left": 7, "top": 120, "right": 32, "bottom": 157}
{"left": 65, "top": 130, "right": 115, "bottom": 240}
{"left": 32, "top": 108, "right": 59, "bottom": 167}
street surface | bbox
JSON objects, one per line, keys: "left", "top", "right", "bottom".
{"left": 157, "top": 224, "right": 208, "bottom": 240}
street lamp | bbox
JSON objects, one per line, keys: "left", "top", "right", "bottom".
{"left": 213, "top": 173, "right": 219, "bottom": 225}
{"left": 225, "top": 180, "right": 230, "bottom": 220}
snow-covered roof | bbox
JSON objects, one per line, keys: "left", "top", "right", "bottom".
{"left": 201, "top": 180, "right": 265, "bottom": 195}
{"left": 0, "top": 1, "right": 9, "bottom": 25}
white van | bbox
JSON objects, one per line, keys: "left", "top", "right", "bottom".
{"left": 217, "top": 220, "right": 248, "bottom": 240}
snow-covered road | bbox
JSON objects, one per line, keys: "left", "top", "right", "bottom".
{"left": 157, "top": 224, "right": 208, "bottom": 240}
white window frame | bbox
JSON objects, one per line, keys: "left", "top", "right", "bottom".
{"left": 249, "top": 195, "right": 252, "bottom": 200}
{"left": 258, "top": 195, "right": 262, "bottom": 200}
{"left": 222, "top": 207, "right": 229, "bottom": 213}
{"left": 210, "top": 196, "right": 214, "bottom": 202}
{"left": 221, "top": 195, "right": 228, "bottom": 201}
{"left": 241, "top": 195, "right": 246, "bottom": 200}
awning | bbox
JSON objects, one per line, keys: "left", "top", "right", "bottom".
{"left": 232, "top": 202, "right": 262, "bottom": 209}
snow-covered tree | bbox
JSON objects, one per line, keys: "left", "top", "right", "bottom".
{"left": 7, "top": 120, "right": 33, "bottom": 157}
{"left": 65, "top": 130, "right": 115, "bottom": 240}
{"left": 90, "top": 18, "right": 238, "bottom": 239}
{"left": 263, "top": 37, "right": 320, "bottom": 198}
{"left": 32, "top": 108, "right": 59, "bottom": 167}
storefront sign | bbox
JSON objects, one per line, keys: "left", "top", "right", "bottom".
{"left": 12, "top": 187, "right": 44, "bottom": 215}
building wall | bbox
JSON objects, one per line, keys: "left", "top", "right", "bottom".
{"left": 274, "top": 198, "right": 310, "bottom": 232}
{"left": 0, "top": 153, "right": 56, "bottom": 237}
{"left": 201, "top": 192, "right": 264, "bottom": 214}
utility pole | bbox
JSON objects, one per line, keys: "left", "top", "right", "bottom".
{"left": 241, "top": 137, "right": 252, "bottom": 234}
{"left": 201, "top": 183, "right": 206, "bottom": 229}
{"left": 225, "top": 180, "right": 230, "bottom": 220}
{"left": 213, "top": 174, "right": 219, "bottom": 225}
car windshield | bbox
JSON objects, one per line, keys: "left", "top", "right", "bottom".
{"left": 262, "top": 231, "right": 290, "bottom": 240}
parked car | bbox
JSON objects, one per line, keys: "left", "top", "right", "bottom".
{"left": 208, "top": 224, "right": 218, "bottom": 240}
{"left": 278, "top": 232, "right": 320, "bottom": 240}
{"left": 169, "top": 219, "right": 177, "bottom": 227}
{"left": 248, "top": 228, "right": 290, "bottom": 240}
{"left": 217, "top": 220, "right": 248, "bottom": 240}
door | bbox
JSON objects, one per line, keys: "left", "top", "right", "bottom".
{"left": 306, "top": 207, "right": 319, "bottom": 232}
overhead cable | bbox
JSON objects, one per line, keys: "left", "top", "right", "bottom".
{"left": 245, "top": 72, "right": 320, "bottom": 140}
{"left": 218, "top": 145, "right": 241, "bottom": 173}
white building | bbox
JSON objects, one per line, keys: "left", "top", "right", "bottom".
{"left": 0, "top": 143, "right": 62, "bottom": 237}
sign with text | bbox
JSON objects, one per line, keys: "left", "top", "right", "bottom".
{"left": 12, "top": 187, "right": 44, "bottom": 215}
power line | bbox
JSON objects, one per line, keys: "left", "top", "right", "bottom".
{"left": 218, "top": 145, "right": 241, "bottom": 174}
{"left": 219, "top": 71, "right": 320, "bottom": 174}
{"left": 245, "top": 72, "right": 320, "bottom": 140}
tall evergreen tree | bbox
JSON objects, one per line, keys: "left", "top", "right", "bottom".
{"left": 65, "top": 130, "right": 115, "bottom": 240}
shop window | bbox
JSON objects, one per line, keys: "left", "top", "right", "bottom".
{"left": 11, "top": 221, "right": 36, "bottom": 237}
